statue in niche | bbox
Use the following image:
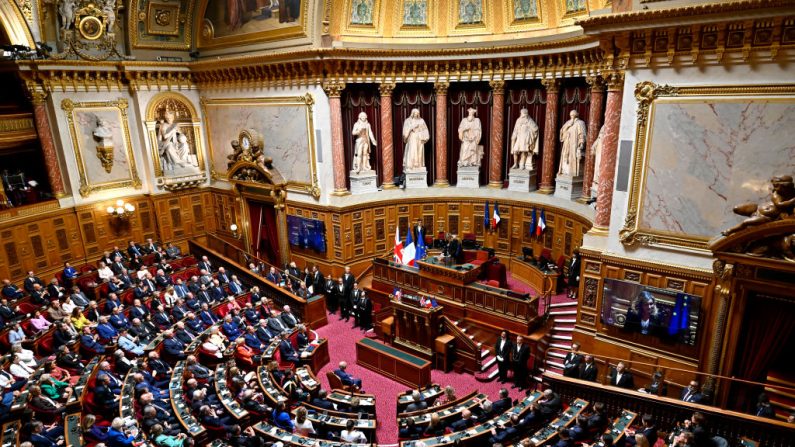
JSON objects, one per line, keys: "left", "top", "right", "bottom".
{"left": 92, "top": 117, "right": 114, "bottom": 173}
{"left": 157, "top": 108, "right": 188, "bottom": 172}
{"left": 457, "top": 108, "right": 483, "bottom": 168}
{"left": 58, "top": 0, "right": 77, "bottom": 31}
{"left": 102, "top": 0, "right": 116, "bottom": 33}
{"left": 510, "top": 108, "right": 539, "bottom": 171}
{"left": 722, "top": 175, "right": 795, "bottom": 236}
{"left": 590, "top": 124, "right": 606, "bottom": 192}
{"left": 351, "top": 112, "right": 377, "bottom": 174}
{"left": 402, "top": 108, "right": 429, "bottom": 171}
{"left": 557, "top": 110, "right": 587, "bottom": 177}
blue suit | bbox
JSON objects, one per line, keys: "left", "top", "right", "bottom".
{"left": 222, "top": 321, "right": 242, "bottom": 340}
{"left": 97, "top": 323, "right": 119, "bottom": 340}
{"left": 279, "top": 339, "right": 299, "bottom": 363}
{"left": 186, "top": 318, "right": 203, "bottom": 333}
{"left": 105, "top": 428, "right": 135, "bottom": 446}
{"left": 199, "top": 310, "right": 217, "bottom": 326}
{"left": 109, "top": 314, "right": 130, "bottom": 329}
{"left": 163, "top": 337, "right": 186, "bottom": 359}
{"left": 81, "top": 334, "right": 105, "bottom": 354}
{"left": 333, "top": 368, "right": 362, "bottom": 388}
{"left": 229, "top": 281, "right": 244, "bottom": 295}
{"left": 244, "top": 333, "right": 264, "bottom": 353}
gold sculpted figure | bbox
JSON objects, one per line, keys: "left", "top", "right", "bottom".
{"left": 722, "top": 175, "right": 795, "bottom": 236}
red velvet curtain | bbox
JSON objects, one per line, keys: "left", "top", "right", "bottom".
{"left": 446, "top": 83, "right": 492, "bottom": 186}
{"left": 392, "top": 84, "right": 436, "bottom": 185}
{"left": 731, "top": 292, "right": 795, "bottom": 411}
{"left": 504, "top": 81, "right": 547, "bottom": 186}
{"left": 341, "top": 85, "right": 382, "bottom": 187}
{"left": 248, "top": 200, "right": 280, "bottom": 266}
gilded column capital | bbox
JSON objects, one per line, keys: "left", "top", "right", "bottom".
{"left": 378, "top": 82, "right": 396, "bottom": 96}
{"left": 29, "top": 90, "right": 49, "bottom": 105}
{"left": 541, "top": 78, "right": 560, "bottom": 93}
{"left": 322, "top": 81, "right": 346, "bottom": 98}
{"left": 604, "top": 71, "right": 625, "bottom": 92}
{"left": 489, "top": 80, "right": 505, "bottom": 92}
{"left": 434, "top": 82, "right": 450, "bottom": 95}
{"left": 586, "top": 76, "right": 605, "bottom": 91}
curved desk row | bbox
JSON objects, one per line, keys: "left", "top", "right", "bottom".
{"left": 397, "top": 384, "right": 443, "bottom": 413}
{"left": 257, "top": 365, "right": 288, "bottom": 405}
{"left": 399, "top": 392, "right": 488, "bottom": 427}
{"left": 68, "top": 355, "right": 101, "bottom": 410}
{"left": 295, "top": 366, "right": 320, "bottom": 394}
{"left": 168, "top": 361, "right": 206, "bottom": 439}
{"left": 525, "top": 398, "right": 589, "bottom": 446}
{"left": 215, "top": 363, "right": 249, "bottom": 421}
{"left": 400, "top": 391, "right": 542, "bottom": 447}
{"left": 253, "top": 422, "right": 370, "bottom": 447}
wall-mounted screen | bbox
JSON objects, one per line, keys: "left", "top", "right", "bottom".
{"left": 287, "top": 215, "right": 327, "bottom": 253}
{"left": 600, "top": 278, "right": 701, "bottom": 346}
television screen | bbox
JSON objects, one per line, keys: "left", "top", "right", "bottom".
{"left": 600, "top": 278, "right": 701, "bottom": 346}
{"left": 287, "top": 215, "right": 327, "bottom": 253}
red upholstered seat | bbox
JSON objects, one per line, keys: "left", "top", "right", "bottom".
{"left": 486, "top": 262, "right": 507, "bottom": 289}
{"left": 487, "top": 280, "right": 500, "bottom": 288}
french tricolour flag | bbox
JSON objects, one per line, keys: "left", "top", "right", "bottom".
{"left": 536, "top": 209, "right": 546, "bottom": 238}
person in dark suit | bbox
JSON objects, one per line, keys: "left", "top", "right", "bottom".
{"left": 495, "top": 330, "right": 513, "bottom": 383}
{"left": 563, "top": 342, "right": 583, "bottom": 378}
{"left": 579, "top": 355, "right": 598, "bottom": 382}
{"left": 93, "top": 374, "right": 118, "bottom": 410}
{"left": 198, "top": 256, "right": 213, "bottom": 273}
{"left": 333, "top": 361, "right": 362, "bottom": 389}
{"left": 586, "top": 402, "right": 607, "bottom": 431}
{"left": 243, "top": 326, "right": 265, "bottom": 353}
{"left": 538, "top": 389, "right": 562, "bottom": 420}
{"left": 511, "top": 335, "right": 530, "bottom": 390}
{"left": 492, "top": 388, "right": 512, "bottom": 415}
{"left": 323, "top": 274, "right": 337, "bottom": 313}
{"left": 566, "top": 249, "right": 581, "bottom": 299}
{"left": 608, "top": 362, "right": 635, "bottom": 389}
{"left": 24, "top": 270, "right": 45, "bottom": 293}
{"left": 447, "top": 234, "right": 463, "bottom": 264}
{"left": 755, "top": 393, "right": 775, "bottom": 418}
{"left": 357, "top": 291, "right": 373, "bottom": 330}
{"left": 1, "top": 279, "right": 24, "bottom": 300}
{"left": 280, "top": 305, "right": 300, "bottom": 329}
{"left": 404, "top": 390, "right": 428, "bottom": 413}
{"left": 640, "top": 371, "right": 668, "bottom": 396}
{"left": 624, "top": 291, "right": 665, "bottom": 337}
{"left": 333, "top": 277, "right": 345, "bottom": 316}
{"left": 341, "top": 267, "right": 355, "bottom": 321}
{"left": 162, "top": 331, "right": 187, "bottom": 359}
{"left": 127, "top": 240, "right": 144, "bottom": 258}
{"left": 278, "top": 333, "right": 299, "bottom": 364}
{"left": 265, "top": 267, "right": 280, "bottom": 284}
{"left": 311, "top": 389, "right": 335, "bottom": 410}
{"left": 449, "top": 409, "right": 477, "bottom": 431}
{"left": 553, "top": 426, "right": 574, "bottom": 447}
{"left": 255, "top": 319, "right": 274, "bottom": 344}
{"left": 681, "top": 380, "right": 705, "bottom": 404}
{"left": 625, "top": 413, "right": 657, "bottom": 446}
{"left": 399, "top": 418, "right": 424, "bottom": 439}
{"left": 268, "top": 310, "right": 288, "bottom": 334}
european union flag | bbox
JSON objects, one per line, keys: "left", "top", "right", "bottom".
{"left": 484, "top": 201, "right": 490, "bottom": 230}
{"left": 530, "top": 208, "right": 537, "bottom": 237}
{"left": 668, "top": 293, "right": 692, "bottom": 337}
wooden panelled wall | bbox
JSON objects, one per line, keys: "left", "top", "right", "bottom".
{"left": 0, "top": 190, "right": 217, "bottom": 283}
{"left": 286, "top": 198, "right": 591, "bottom": 278}
{"left": 574, "top": 248, "right": 715, "bottom": 387}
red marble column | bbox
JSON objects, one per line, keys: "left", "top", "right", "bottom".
{"left": 488, "top": 80, "right": 505, "bottom": 188}
{"left": 30, "top": 92, "right": 66, "bottom": 198}
{"left": 539, "top": 79, "right": 560, "bottom": 193}
{"left": 582, "top": 76, "right": 605, "bottom": 200}
{"left": 594, "top": 72, "right": 625, "bottom": 230}
{"left": 324, "top": 81, "right": 348, "bottom": 195}
{"left": 434, "top": 82, "right": 449, "bottom": 187}
{"left": 379, "top": 82, "right": 396, "bottom": 188}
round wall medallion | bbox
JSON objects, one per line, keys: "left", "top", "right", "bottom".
{"left": 78, "top": 15, "right": 105, "bottom": 40}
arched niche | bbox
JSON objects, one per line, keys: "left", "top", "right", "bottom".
{"left": 145, "top": 92, "right": 208, "bottom": 190}
{"left": 0, "top": 1, "right": 34, "bottom": 47}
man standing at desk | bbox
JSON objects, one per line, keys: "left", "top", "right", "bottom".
{"left": 511, "top": 335, "right": 530, "bottom": 390}
{"left": 495, "top": 330, "right": 513, "bottom": 383}
{"left": 447, "top": 234, "right": 463, "bottom": 264}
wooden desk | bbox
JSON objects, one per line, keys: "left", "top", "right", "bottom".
{"left": 391, "top": 298, "right": 443, "bottom": 359}
{"left": 356, "top": 337, "right": 431, "bottom": 388}
{"left": 253, "top": 422, "right": 370, "bottom": 447}
{"left": 599, "top": 410, "right": 637, "bottom": 446}
{"left": 302, "top": 337, "right": 330, "bottom": 373}
{"left": 256, "top": 366, "right": 288, "bottom": 405}
{"left": 328, "top": 389, "right": 376, "bottom": 411}
{"left": 168, "top": 361, "right": 206, "bottom": 439}
{"left": 509, "top": 256, "right": 560, "bottom": 295}
{"left": 295, "top": 366, "right": 320, "bottom": 394}
{"left": 418, "top": 256, "right": 483, "bottom": 285}
{"left": 65, "top": 412, "right": 82, "bottom": 447}
{"left": 527, "top": 398, "right": 589, "bottom": 446}
{"left": 67, "top": 355, "right": 100, "bottom": 410}
{"left": 215, "top": 363, "right": 249, "bottom": 421}
{"left": 397, "top": 384, "right": 443, "bottom": 413}
{"left": 400, "top": 391, "right": 542, "bottom": 447}
{"left": 0, "top": 420, "right": 19, "bottom": 447}
{"left": 399, "top": 392, "right": 488, "bottom": 427}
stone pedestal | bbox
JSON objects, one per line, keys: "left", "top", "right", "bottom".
{"left": 508, "top": 169, "right": 537, "bottom": 192}
{"left": 456, "top": 165, "right": 480, "bottom": 189}
{"left": 554, "top": 175, "right": 583, "bottom": 200}
{"left": 350, "top": 171, "right": 378, "bottom": 194}
{"left": 405, "top": 168, "right": 428, "bottom": 189}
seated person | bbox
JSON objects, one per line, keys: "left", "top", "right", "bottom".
{"left": 117, "top": 328, "right": 146, "bottom": 356}
{"left": 93, "top": 374, "right": 118, "bottom": 411}
{"left": 39, "top": 374, "right": 73, "bottom": 402}
{"left": 278, "top": 332, "right": 299, "bottom": 365}
{"left": 333, "top": 361, "right": 362, "bottom": 390}
{"left": 310, "top": 389, "right": 335, "bottom": 410}
{"left": 340, "top": 419, "right": 367, "bottom": 443}
{"left": 399, "top": 418, "right": 423, "bottom": 439}
{"left": 488, "top": 414, "right": 523, "bottom": 444}
{"left": 26, "top": 419, "right": 65, "bottom": 447}
{"left": 271, "top": 401, "right": 294, "bottom": 431}
{"left": 105, "top": 417, "right": 138, "bottom": 447}
{"left": 150, "top": 423, "right": 189, "bottom": 447}
{"left": 449, "top": 409, "right": 477, "bottom": 431}
{"left": 404, "top": 390, "right": 428, "bottom": 413}
{"left": 29, "top": 383, "right": 68, "bottom": 413}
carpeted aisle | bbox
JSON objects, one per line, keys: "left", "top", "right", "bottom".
{"left": 314, "top": 311, "right": 527, "bottom": 445}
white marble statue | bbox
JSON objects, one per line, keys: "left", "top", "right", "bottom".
{"left": 351, "top": 112, "right": 377, "bottom": 174}
{"left": 590, "top": 124, "right": 606, "bottom": 192}
{"left": 510, "top": 108, "right": 539, "bottom": 171}
{"left": 457, "top": 108, "right": 483, "bottom": 168}
{"left": 103, "top": 0, "right": 116, "bottom": 34}
{"left": 557, "top": 110, "right": 587, "bottom": 177}
{"left": 92, "top": 118, "right": 113, "bottom": 147}
{"left": 402, "top": 108, "right": 430, "bottom": 170}
{"left": 157, "top": 109, "right": 188, "bottom": 171}
{"left": 58, "top": 0, "right": 77, "bottom": 31}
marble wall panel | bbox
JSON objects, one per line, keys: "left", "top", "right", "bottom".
{"left": 640, "top": 99, "right": 795, "bottom": 239}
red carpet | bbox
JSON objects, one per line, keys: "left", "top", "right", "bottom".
{"left": 314, "top": 312, "right": 527, "bottom": 445}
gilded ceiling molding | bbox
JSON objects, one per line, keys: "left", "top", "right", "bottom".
{"left": 15, "top": 61, "right": 196, "bottom": 93}
{"left": 577, "top": 0, "right": 795, "bottom": 29}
